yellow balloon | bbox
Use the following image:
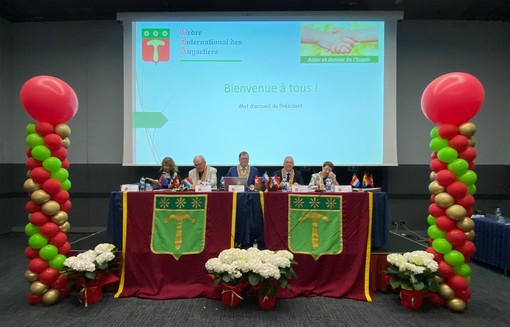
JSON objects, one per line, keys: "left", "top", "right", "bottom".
{"left": 468, "top": 137, "right": 476, "bottom": 147}
{"left": 430, "top": 171, "right": 436, "bottom": 181}
{"left": 429, "top": 181, "right": 445, "bottom": 195}
{"left": 434, "top": 275, "right": 444, "bottom": 284}
{"left": 30, "top": 281, "right": 49, "bottom": 296}
{"left": 24, "top": 270, "right": 38, "bottom": 283}
{"left": 55, "top": 124, "right": 71, "bottom": 138}
{"left": 59, "top": 221, "right": 71, "bottom": 233}
{"left": 458, "top": 122, "right": 477, "bottom": 137}
{"left": 438, "top": 283, "right": 455, "bottom": 300}
{"left": 446, "top": 204, "right": 467, "bottom": 221}
{"left": 457, "top": 217, "right": 475, "bottom": 232}
{"left": 42, "top": 289, "right": 61, "bottom": 305}
{"left": 435, "top": 192, "right": 455, "bottom": 208}
{"left": 42, "top": 201, "right": 61, "bottom": 216}
{"left": 465, "top": 230, "right": 476, "bottom": 241}
{"left": 62, "top": 137, "right": 71, "bottom": 148}
{"left": 31, "top": 189, "right": 50, "bottom": 204}
{"left": 446, "top": 297, "right": 466, "bottom": 312}
{"left": 24, "top": 178, "right": 40, "bottom": 193}
{"left": 51, "top": 211, "right": 69, "bottom": 225}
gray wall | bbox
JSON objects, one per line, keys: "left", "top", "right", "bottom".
{"left": 1, "top": 19, "right": 509, "bottom": 234}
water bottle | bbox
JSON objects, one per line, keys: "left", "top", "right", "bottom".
{"left": 325, "top": 178, "right": 332, "bottom": 192}
{"left": 220, "top": 176, "right": 225, "bottom": 190}
{"left": 495, "top": 208, "right": 504, "bottom": 223}
{"left": 253, "top": 239, "right": 258, "bottom": 249}
{"left": 139, "top": 176, "right": 146, "bottom": 191}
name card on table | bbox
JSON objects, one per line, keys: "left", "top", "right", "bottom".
{"left": 291, "top": 185, "right": 309, "bottom": 193}
{"left": 120, "top": 184, "right": 139, "bottom": 192}
{"left": 336, "top": 185, "right": 352, "bottom": 192}
{"left": 195, "top": 185, "right": 212, "bottom": 192}
{"left": 228, "top": 185, "right": 245, "bottom": 192}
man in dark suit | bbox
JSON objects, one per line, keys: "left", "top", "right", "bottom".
{"left": 272, "top": 156, "right": 304, "bottom": 185}
{"left": 227, "top": 151, "right": 259, "bottom": 187}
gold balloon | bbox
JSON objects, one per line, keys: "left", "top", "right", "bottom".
{"left": 42, "top": 289, "right": 61, "bottom": 305}
{"left": 430, "top": 171, "right": 436, "bottom": 181}
{"left": 434, "top": 275, "right": 444, "bottom": 284}
{"left": 30, "top": 281, "right": 49, "bottom": 296}
{"left": 31, "top": 189, "right": 51, "bottom": 204}
{"left": 446, "top": 297, "right": 466, "bottom": 312}
{"left": 435, "top": 192, "right": 455, "bottom": 208}
{"left": 42, "top": 200, "right": 61, "bottom": 216}
{"left": 446, "top": 204, "right": 467, "bottom": 221}
{"left": 465, "top": 230, "right": 476, "bottom": 241}
{"left": 27, "top": 170, "right": 31, "bottom": 178}
{"left": 429, "top": 181, "right": 445, "bottom": 195}
{"left": 24, "top": 179, "right": 40, "bottom": 193}
{"left": 55, "top": 124, "right": 71, "bottom": 138}
{"left": 459, "top": 122, "right": 477, "bottom": 137}
{"left": 62, "top": 137, "right": 71, "bottom": 148}
{"left": 438, "top": 283, "right": 455, "bottom": 300}
{"left": 51, "top": 211, "right": 69, "bottom": 225}
{"left": 59, "top": 221, "right": 71, "bottom": 233}
{"left": 457, "top": 217, "right": 475, "bottom": 232}
{"left": 24, "top": 270, "right": 38, "bottom": 283}
{"left": 468, "top": 137, "right": 476, "bottom": 147}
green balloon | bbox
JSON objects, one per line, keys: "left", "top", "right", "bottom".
{"left": 458, "top": 170, "right": 477, "bottom": 185}
{"left": 31, "top": 145, "right": 51, "bottom": 161}
{"left": 43, "top": 157, "right": 62, "bottom": 173}
{"left": 26, "top": 133, "right": 44, "bottom": 148}
{"left": 444, "top": 250, "right": 465, "bottom": 267}
{"left": 448, "top": 158, "right": 469, "bottom": 176}
{"left": 39, "top": 244, "right": 58, "bottom": 260}
{"left": 437, "top": 147, "right": 458, "bottom": 163}
{"left": 454, "top": 263, "right": 472, "bottom": 277}
{"left": 466, "top": 275, "right": 471, "bottom": 283}
{"left": 429, "top": 136, "right": 449, "bottom": 152}
{"left": 428, "top": 225, "right": 446, "bottom": 239}
{"left": 51, "top": 168, "right": 69, "bottom": 182}
{"left": 432, "top": 238, "right": 452, "bottom": 254}
{"left": 26, "top": 123, "right": 36, "bottom": 134}
{"left": 427, "top": 214, "right": 436, "bottom": 226}
{"left": 430, "top": 126, "right": 439, "bottom": 139}
{"left": 467, "top": 183, "right": 477, "bottom": 195}
{"left": 49, "top": 254, "right": 67, "bottom": 270}
{"left": 62, "top": 179, "right": 72, "bottom": 191}
{"left": 28, "top": 233, "right": 48, "bottom": 249}
{"left": 25, "top": 223, "right": 40, "bottom": 237}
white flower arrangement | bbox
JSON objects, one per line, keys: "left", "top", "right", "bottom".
{"left": 64, "top": 243, "right": 117, "bottom": 280}
{"left": 205, "top": 247, "right": 298, "bottom": 295}
{"left": 386, "top": 250, "right": 439, "bottom": 291}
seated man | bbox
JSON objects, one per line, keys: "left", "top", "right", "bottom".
{"left": 188, "top": 155, "right": 218, "bottom": 189}
{"left": 309, "top": 161, "right": 338, "bottom": 190}
{"left": 226, "top": 151, "right": 258, "bottom": 187}
{"left": 272, "top": 156, "right": 304, "bottom": 185}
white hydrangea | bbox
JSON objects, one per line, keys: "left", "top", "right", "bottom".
{"left": 387, "top": 250, "right": 438, "bottom": 276}
{"left": 96, "top": 251, "right": 115, "bottom": 265}
{"left": 94, "top": 243, "right": 115, "bottom": 254}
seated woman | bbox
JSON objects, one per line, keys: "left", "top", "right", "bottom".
{"left": 146, "top": 157, "right": 180, "bottom": 189}
{"left": 309, "top": 161, "right": 338, "bottom": 190}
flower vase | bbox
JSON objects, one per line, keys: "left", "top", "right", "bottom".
{"left": 79, "top": 280, "right": 103, "bottom": 307}
{"left": 221, "top": 282, "right": 245, "bottom": 307}
{"left": 258, "top": 293, "right": 277, "bottom": 310}
{"left": 400, "top": 289, "right": 423, "bottom": 310}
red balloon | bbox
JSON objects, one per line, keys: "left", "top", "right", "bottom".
{"left": 26, "top": 201, "right": 42, "bottom": 213}
{"left": 42, "top": 178, "right": 61, "bottom": 195}
{"left": 61, "top": 159, "right": 70, "bottom": 169}
{"left": 35, "top": 122, "right": 54, "bottom": 136}
{"left": 44, "top": 133, "right": 62, "bottom": 151}
{"left": 456, "top": 288, "right": 472, "bottom": 302}
{"left": 429, "top": 203, "right": 446, "bottom": 218}
{"left": 426, "top": 247, "right": 444, "bottom": 262}
{"left": 468, "top": 161, "right": 476, "bottom": 170}
{"left": 455, "top": 240, "right": 476, "bottom": 258}
{"left": 436, "top": 216, "right": 457, "bottom": 232}
{"left": 31, "top": 167, "right": 50, "bottom": 184}
{"left": 421, "top": 72, "right": 485, "bottom": 125}
{"left": 438, "top": 124, "right": 459, "bottom": 140}
{"left": 38, "top": 267, "right": 60, "bottom": 285}
{"left": 28, "top": 257, "right": 48, "bottom": 274}
{"left": 40, "top": 222, "right": 60, "bottom": 238}
{"left": 28, "top": 293, "right": 43, "bottom": 305}
{"left": 456, "top": 194, "right": 475, "bottom": 209}
{"left": 427, "top": 292, "right": 446, "bottom": 306}
{"left": 58, "top": 242, "right": 71, "bottom": 256}
{"left": 448, "top": 275, "right": 468, "bottom": 292}
{"left": 458, "top": 147, "right": 477, "bottom": 162}
{"left": 430, "top": 158, "right": 448, "bottom": 173}
{"left": 24, "top": 246, "right": 40, "bottom": 259}
{"left": 466, "top": 207, "right": 474, "bottom": 217}
{"left": 49, "top": 232, "right": 67, "bottom": 247}
{"left": 61, "top": 200, "right": 72, "bottom": 213}
{"left": 60, "top": 285, "right": 71, "bottom": 298}
{"left": 445, "top": 229, "right": 467, "bottom": 246}
{"left": 446, "top": 182, "right": 467, "bottom": 199}
{"left": 26, "top": 157, "right": 42, "bottom": 170}
{"left": 52, "top": 147, "right": 68, "bottom": 161}
{"left": 435, "top": 169, "right": 456, "bottom": 187}
{"left": 51, "top": 274, "right": 68, "bottom": 290}
{"left": 449, "top": 135, "right": 470, "bottom": 153}
{"left": 430, "top": 194, "right": 435, "bottom": 203}
{"left": 26, "top": 148, "right": 33, "bottom": 158}
{"left": 20, "top": 76, "right": 79, "bottom": 124}
{"left": 29, "top": 211, "right": 50, "bottom": 226}
{"left": 431, "top": 152, "right": 438, "bottom": 159}
{"left": 52, "top": 189, "right": 69, "bottom": 204}
{"left": 438, "top": 261, "right": 455, "bottom": 279}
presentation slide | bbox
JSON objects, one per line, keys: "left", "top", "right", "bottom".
{"left": 122, "top": 14, "right": 398, "bottom": 166}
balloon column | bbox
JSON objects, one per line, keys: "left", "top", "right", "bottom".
{"left": 20, "top": 76, "right": 78, "bottom": 305}
{"left": 421, "top": 72, "right": 484, "bottom": 313}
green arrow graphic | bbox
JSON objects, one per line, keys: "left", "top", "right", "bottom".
{"left": 132, "top": 112, "right": 168, "bottom": 128}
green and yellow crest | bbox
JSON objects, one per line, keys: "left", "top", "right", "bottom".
{"left": 151, "top": 194, "right": 207, "bottom": 260}
{"left": 288, "top": 194, "right": 343, "bottom": 260}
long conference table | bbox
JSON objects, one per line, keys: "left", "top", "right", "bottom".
{"left": 472, "top": 214, "right": 510, "bottom": 273}
{"left": 108, "top": 190, "right": 389, "bottom": 301}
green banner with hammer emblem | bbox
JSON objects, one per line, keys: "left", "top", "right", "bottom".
{"left": 151, "top": 194, "right": 207, "bottom": 260}
{"left": 289, "top": 194, "right": 342, "bottom": 260}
